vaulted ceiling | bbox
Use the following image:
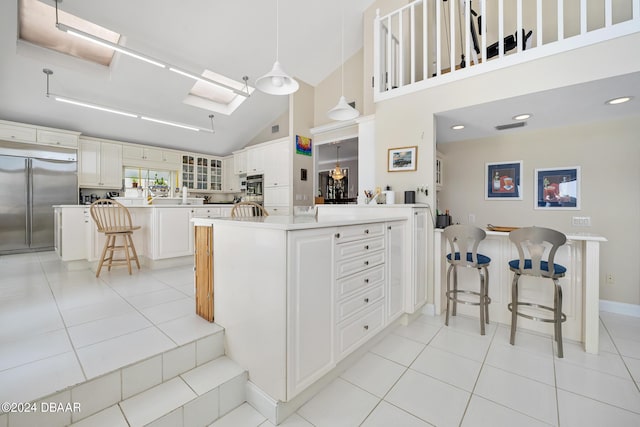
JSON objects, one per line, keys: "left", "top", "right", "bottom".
{"left": 0, "top": 0, "right": 375, "bottom": 156}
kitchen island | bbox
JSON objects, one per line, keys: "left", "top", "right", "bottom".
{"left": 54, "top": 204, "right": 235, "bottom": 268}
{"left": 192, "top": 215, "right": 407, "bottom": 423}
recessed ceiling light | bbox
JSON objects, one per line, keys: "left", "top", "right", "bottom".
{"left": 451, "top": 124, "right": 465, "bottom": 130}
{"left": 512, "top": 113, "right": 531, "bottom": 120}
{"left": 606, "top": 96, "right": 632, "bottom": 105}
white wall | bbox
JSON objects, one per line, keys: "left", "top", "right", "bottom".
{"left": 438, "top": 116, "right": 640, "bottom": 305}
{"left": 292, "top": 80, "right": 316, "bottom": 206}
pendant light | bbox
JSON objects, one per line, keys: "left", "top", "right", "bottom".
{"left": 256, "top": 0, "right": 299, "bottom": 95}
{"left": 330, "top": 146, "right": 345, "bottom": 181}
{"left": 327, "top": 4, "right": 359, "bottom": 121}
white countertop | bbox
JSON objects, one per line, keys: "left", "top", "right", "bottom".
{"left": 192, "top": 215, "right": 407, "bottom": 230}
{"left": 318, "top": 203, "right": 430, "bottom": 208}
{"left": 54, "top": 204, "right": 235, "bottom": 208}
{"left": 434, "top": 227, "right": 607, "bottom": 242}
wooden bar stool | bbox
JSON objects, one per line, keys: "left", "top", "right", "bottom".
{"left": 443, "top": 224, "right": 492, "bottom": 335}
{"left": 90, "top": 199, "right": 141, "bottom": 277}
{"left": 508, "top": 226, "right": 567, "bottom": 357}
{"left": 231, "top": 201, "right": 269, "bottom": 217}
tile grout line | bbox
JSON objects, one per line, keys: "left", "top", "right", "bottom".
{"left": 600, "top": 315, "right": 640, "bottom": 394}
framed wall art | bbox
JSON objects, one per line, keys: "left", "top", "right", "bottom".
{"left": 388, "top": 146, "right": 417, "bottom": 172}
{"left": 296, "top": 135, "right": 312, "bottom": 156}
{"left": 535, "top": 166, "right": 580, "bottom": 210}
{"left": 485, "top": 161, "right": 523, "bottom": 200}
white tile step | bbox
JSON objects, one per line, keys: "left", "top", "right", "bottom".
{"left": 71, "top": 356, "right": 247, "bottom": 427}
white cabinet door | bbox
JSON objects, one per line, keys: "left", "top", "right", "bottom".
{"left": 264, "top": 140, "right": 290, "bottom": 187}
{"left": 233, "top": 150, "right": 247, "bottom": 175}
{"left": 56, "top": 208, "right": 88, "bottom": 261}
{"left": 0, "top": 122, "right": 36, "bottom": 142}
{"left": 154, "top": 208, "right": 193, "bottom": 259}
{"left": 223, "top": 157, "right": 240, "bottom": 192}
{"left": 286, "top": 228, "right": 335, "bottom": 398}
{"left": 36, "top": 129, "right": 79, "bottom": 148}
{"left": 100, "top": 142, "right": 123, "bottom": 188}
{"left": 144, "top": 147, "right": 163, "bottom": 163}
{"left": 246, "top": 145, "right": 266, "bottom": 174}
{"left": 264, "top": 186, "right": 290, "bottom": 210}
{"left": 387, "top": 221, "right": 405, "bottom": 321}
{"left": 78, "top": 139, "right": 101, "bottom": 187}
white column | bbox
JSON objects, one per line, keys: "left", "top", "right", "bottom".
{"left": 583, "top": 240, "right": 601, "bottom": 354}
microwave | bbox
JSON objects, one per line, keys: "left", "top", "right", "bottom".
{"left": 246, "top": 174, "right": 263, "bottom": 198}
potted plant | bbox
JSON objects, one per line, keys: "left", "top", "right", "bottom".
{"left": 132, "top": 177, "right": 138, "bottom": 188}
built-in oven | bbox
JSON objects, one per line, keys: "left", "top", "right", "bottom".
{"left": 245, "top": 174, "right": 263, "bottom": 203}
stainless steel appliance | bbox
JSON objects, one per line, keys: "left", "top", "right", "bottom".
{"left": 245, "top": 174, "right": 263, "bottom": 204}
{"left": 0, "top": 142, "right": 77, "bottom": 254}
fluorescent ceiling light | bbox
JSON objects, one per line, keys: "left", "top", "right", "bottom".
{"left": 513, "top": 113, "right": 531, "bottom": 120}
{"left": 57, "top": 23, "right": 166, "bottom": 68}
{"left": 140, "top": 117, "right": 200, "bottom": 132}
{"left": 55, "top": 23, "right": 249, "bottom": 97}
{"left": 50, "top": 93, "right": 211, "bottom": 132}
{"left": 53, "top": 95, "right": 138, "bottom": 118}
{"left": 606, "top": 96, "right": 632, "bottom": 105}
{"left": 451, "top": 124, "right": 465, "bottom": 130}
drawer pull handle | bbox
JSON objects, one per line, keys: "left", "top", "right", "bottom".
{"left": 363, "top": 325, "right": 369, "bottom": 331}
{"left": 335, "top": 233, "right": 341, "bottom": 239}
{"left": 364, "top": 261, "right": 369, "bottom": 266}
{"left": 364, "top": 245, "right": 369, "bottom": 250}
{"left": 364, "top": 229, "right": 369, "bottom": 234}
{"left": 364, "top": 298, "right": 369, "bottom": 303}
{"left": 364, "top": 278, "right": 369, "bottom": 283}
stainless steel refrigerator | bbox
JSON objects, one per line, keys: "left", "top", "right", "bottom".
{"left": 0, "top": 142, "right": 77, "bottom": 254}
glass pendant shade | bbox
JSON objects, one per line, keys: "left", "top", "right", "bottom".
{"left": 327, "top": 95, "right": 359, "bottom": 121}
{"left": 255, "top": 60, "right": 299, "bottom": 95}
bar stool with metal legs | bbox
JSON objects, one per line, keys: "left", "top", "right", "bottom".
{"left": 508, "top": 226, "right": 567, "bottom": 357}
{"left": 443, "top": 224, "right": 492, "bottom": 335}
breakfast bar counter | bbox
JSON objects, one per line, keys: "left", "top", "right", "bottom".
{"left": 434, "top": 228, "right": 607, "bottom": 354}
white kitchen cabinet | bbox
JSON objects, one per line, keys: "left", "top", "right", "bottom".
{"left": 209, "top": 157, "right": 222, "bottom": 191}
{"left": 36, "top": 129, "right": 79, "bottom": 148}
{"left": 233, "top": 149, "right": 247, "bottom": 175}
{"left": 223, "top": 157, "right": 240, "bottom": 192}
{"left": 412, "top": 209, "right": 428, "bottom": 310}
{"left": 246, "top": 145, "right": 266, "bottom": 174}
{"left": 152, "top": 208, "right": 194, "bottom": 259}
{"left": 79, "top": 137, "right": 123, "bottom": 188}
{"left": 263, "top": 139, "right": 290, "bottom": 187}
{"left": 122, "top": 144, "right": 180, "bottom": 170}
{"left": 0, "top": 121, "right": 36, "bottom": 143}
{"left": 386, "top": 221, "right": 405, "bottom": 321}
{"left": 54, "top": 206, "right": 88, "bottom": 261}
{"left": 264, "top": 186, "right": 290, "bottom": 212}
{"left": 286, "top": 228, "right": 335, "bottom": 398}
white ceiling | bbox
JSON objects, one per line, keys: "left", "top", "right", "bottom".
{"left": 0, "top": 0, "right": 375, "bottom": 156}
{"left": 436, "top": 71, "right": 640, "bottom": 144}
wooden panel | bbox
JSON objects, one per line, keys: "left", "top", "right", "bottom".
{"left": 195, "top": 226, "right": 214, "bottom": 322}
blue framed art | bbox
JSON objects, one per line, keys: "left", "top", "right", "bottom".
{"left": 485, "top": 161, "right": 523, "bottom": 200}
{"left": 535, "top": 166, "right": 580, "bottom": 210}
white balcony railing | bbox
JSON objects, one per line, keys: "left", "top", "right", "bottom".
{"left": 374, "top": 0, "right": 640, "bottom": 101}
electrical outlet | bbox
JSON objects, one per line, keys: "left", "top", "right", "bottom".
{"left": 606, "top": 273, "right": 615, "bottom": 284}
{"left": 468, "top": 213, "right": 476, "bottom": 224}
{"left": 572, "top": 216, "right": 591, "bottom": 227}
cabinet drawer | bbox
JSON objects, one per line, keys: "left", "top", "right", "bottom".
{"left": 337, "top": 284, "right": 384, "bottom": 323}
{"left": 337, "top": 302, "right": 385, "bottom": 358}
{"left": 335, "top": 250, "right": 385, "bottom": 279}
{"left": 193, "top": 207, "right": 221, "bottom": 218}
{"left": 334, "top": 223, "right": 385, "bottom": 243}
{"left": 335, "top": 236, "right": 384, "bottom": 260}
{"left": 0, "top": 123, "right": 36, "bottom": 142}
{"left": 36, "top": 129, "right": 79, "bottom": 148}
{"left": 336, "top": 264, "right": 385, "bottom": 298}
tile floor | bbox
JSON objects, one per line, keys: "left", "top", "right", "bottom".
{"left": 218, "top": 312, "right": 640, "bottom": 427}
{"left": 0, "top": 251, "right": 222, "bottom": 405}
{"left": 2, "top": 251, "right": 640, "bottom": 426}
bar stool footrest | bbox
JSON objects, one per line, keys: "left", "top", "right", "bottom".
{"left": 508, "top": 302, "right": 567, "bottom": 323}
{"left": 446, "top": 289, "right": 491, "bottom": 306}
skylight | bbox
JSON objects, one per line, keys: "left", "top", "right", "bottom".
{"left": 183, "top": 70, "right": 254, "bottom": 116}
{"left": 19, "top": 0, "right": 120, "bottom": 66}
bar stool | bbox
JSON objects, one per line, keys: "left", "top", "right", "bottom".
{"left": 508, "top": 226, "right": 567, "bottom": 357}
{"left": 90, "top": 199, "right": 141, "bottom": 277}
{"left": 443, "top": 224, "right": 492, "bottom": 335}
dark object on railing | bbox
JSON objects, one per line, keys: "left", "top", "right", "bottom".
{"left": 486, "top": 29, "right": 533, "bottom": 59}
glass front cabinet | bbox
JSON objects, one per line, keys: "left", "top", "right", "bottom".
{"left": 182, "top": 154, "right": 223, "bottom": 191}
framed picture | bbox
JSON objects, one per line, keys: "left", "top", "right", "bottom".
{"left": 486, "top": 161, "right": 523, "bottom": 200}
{"left": 535, "top": 167, "right": 580, "bottom": 210}
{"left": 388, "top": 146, "right": 417, "bottom": 172}
{"left": 296, "top": 135, "right": 312, "bottom": 156}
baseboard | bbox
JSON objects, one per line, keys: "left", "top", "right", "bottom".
{"left": 599, "top": 299, "right": 640, "bottom": 318}
{"left": 423, "top": 303, "right": 436, "bottom": 316}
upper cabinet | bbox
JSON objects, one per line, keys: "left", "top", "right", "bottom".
{"left": 264, "top": 139, "right": 290, "bottom": 187}
{"left": 246, "top": 145, "right": 266, "bottom": 175}
{"left": 223, "top": 156, "right": 240, "bottom": 192}
{"left": 233, "top": 150, "right": 247, "bottom": 175}
{"left": 78, "top": 137, "right": 123, "bottom": 188}
{"left": 0, "top": 120, "right": 79, "bottom": 148}
{"left": 123, "top": 144, "right": 181, "bottom": 170}
{"left": 182, "top": 154, "right": 223, "bottom": 191}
